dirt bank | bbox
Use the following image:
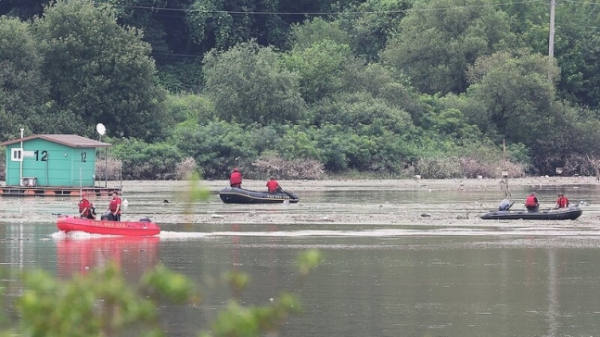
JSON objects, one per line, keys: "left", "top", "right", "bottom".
{"left": 122, "top": 175, "right": 600, "bottom": 192}
{"left": 1, "top": 177, "right": 598, "bottom": 226}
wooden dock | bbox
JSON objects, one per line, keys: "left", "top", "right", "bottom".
{"left": 0, "top": 186, "right": 122, "bottom": 197}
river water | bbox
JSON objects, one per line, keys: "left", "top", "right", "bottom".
{"left": 1, "top": 180, "right": 600, "bottom": 336}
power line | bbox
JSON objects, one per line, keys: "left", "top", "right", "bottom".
{"left": 107, "top": 0, "right": 546, "bottom": 16}
{"left": 561, "top": 0, "right": 600, "bottom": 5}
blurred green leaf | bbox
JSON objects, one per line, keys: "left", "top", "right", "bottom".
{"left": 297, "top": 249, "right": 323, "bottom": 275}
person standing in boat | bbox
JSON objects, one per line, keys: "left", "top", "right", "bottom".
{"left": 230, "top": 168, "right": 242, "bottom": 188}
{"left": 104, "top": 191, "right": 122, "bottom": 221}
{"left": 78, "top": 193, "right": 96, "bottom": 219}
{"left": 266, "top": 177, "right": 282, "bottom": 194}
{"left": 524, "top": 192, "right": 539, "bottom": 212}
{"left": 555, "top": 193, "right": 569, "bottom": 209}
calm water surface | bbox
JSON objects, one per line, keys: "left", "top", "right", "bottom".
{"left": 1, "top": 184, "right": 600, "bottom": 336}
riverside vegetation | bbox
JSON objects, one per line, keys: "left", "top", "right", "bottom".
{"left": 2, "top": 0, "right": 600, "bottom": 180}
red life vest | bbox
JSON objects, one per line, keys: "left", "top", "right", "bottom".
{"left": 525, "top": 195, "right": 538, "bottom": 207}
{"left": 109, "top": 197, "right": 122, "bottom": 214}
{"left": 266, "top": 180, "right": 280, "bottom": 193}
{"left": 230, "top": 171, "right": 242, "bottom": 185}
{"left": 78, "top": 199, "right": 91, "bottom": 215}
{"left": 557, "top": 196, "right": 569, "bottom": 208}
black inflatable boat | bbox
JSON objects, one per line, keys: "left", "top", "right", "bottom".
{"left": 219, "top": 187, "right": 300, "bottom": 204}
{"left": 480, "top": 206, "right": 583, "bottom": 220}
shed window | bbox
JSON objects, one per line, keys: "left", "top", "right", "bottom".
{"left": 11, "top": 148, "right": 23, "bottom": 162}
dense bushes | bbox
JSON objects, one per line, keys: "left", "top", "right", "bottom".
{"left": 171, "top": 122, "right": 263, "bottom": 178}
{"left": 85, "top": 88, "right": 531, "bottom": 181}
{"left": 96, "top": 119, "right": 524, "bottom": 180}
{"left": 108, "top": 139, "right": 183, "bottom": 180}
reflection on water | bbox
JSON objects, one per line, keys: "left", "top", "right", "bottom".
{"left": 1, "top": 183, "right": 600, "bottom": 336}
{"left": 547, "top": 249, "right": 559, "bottom": 337}
{"left": 54, "top": 235, "right": 159, "bottom": 277}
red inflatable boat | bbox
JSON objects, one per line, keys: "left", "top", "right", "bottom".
{"left": 56, "top": 215, "right": 161, "bottom": 237}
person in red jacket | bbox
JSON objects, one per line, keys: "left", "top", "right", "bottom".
{"left": 230, "top": 168, "right": 242, "bottom": 188}
{"left": 555, "top": 193, "right": 569, "bottom": 208}
{"left": 78, "top": 193, "right": 96, "bottom": 219}
{"left": 104, "top": 191, "right": 122, "bottom": 221}
{"left": 524, "top": 192, "right": 539, "bottom": 212}
{"left": 266, "top": 177, "right": 282, "bottom": 193}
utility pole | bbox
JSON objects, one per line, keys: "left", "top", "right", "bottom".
{"left": 548, "top": 0, "right": 556, "bottom": 81}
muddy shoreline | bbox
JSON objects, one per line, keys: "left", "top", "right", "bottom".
{"left": 1, "top": 177, "right": 598, "bottom": 225}
{"left": 2, "top": 176, "right": 597, "bottom": 192}
{"left": 118, "top": 175, "right": 600, "bottom": 194}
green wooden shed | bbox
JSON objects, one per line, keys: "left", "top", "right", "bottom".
{"left": 1, "top": 134, "right": 110, "bottom": 188}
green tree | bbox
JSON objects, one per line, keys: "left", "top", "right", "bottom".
{"left": 311, "top": 92, "right": 414, "bottom": 133}
{"left": 33, "top": 0, "right": 169, "bottom": 141}
{"left": 337, "top": 0, "right": 411, "bottom": 62}
{"left": 96, "top": 0, "right": 207, "bottom": 92}
{"left": 529, "top": 102, "right": 600, "bottom": 173}
{"left": 172, "top": 121, "right": 264, "bottom": 178}
{"left": 500, "top": 0, "right": 548, "bottom": 53}
{"left": 95, "top": 0, "right": 172, "bottom": 54}
{"left": 110, "top": 138, "right": 184, "bottom": 179}
{"left": 157, "top": 61, "right": 204, "bottom": 93}
{"left": 312, "top": 123, "right": 418, "bottom": 172}
{"left": 0, "top": 17, "right": 48, "bottom": 140}
{"left": 431, "top": 108, "right": 482, "bottom": 144}
{"left": 553, "top": 1, "right": 600, "bottom": 108}
{"left": 382, "top": 0, "right": 515, "bottom": 95}
{"left": 203, "top": 41, "right": 306, "bottom": 125}
{"left": 463, "top": 51, "right": 558, "bottom": 146}
{"left": 166, "top": 93, "right": 215, "bottom": 124}
{"left": 283, "top": 40, "right": 353, "bottom": 104}
{"left": 339, "top": 62, "right": 425, "bottom": 124}
{"left": 308, "top": 92, "right": 419, "bottom": 172}
{"left": 276, "top": 125, "right": 322, "bottom": 161}
{"left": 186, "top": 0, "right": 289, "bottom": 51}
{"left": 288, "top": 17, "right": 349, "bottom": 51}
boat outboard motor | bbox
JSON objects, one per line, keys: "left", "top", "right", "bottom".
{"left": 139, "top": 217, "right": 152, "bottom": 222}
